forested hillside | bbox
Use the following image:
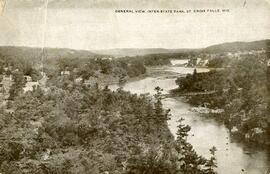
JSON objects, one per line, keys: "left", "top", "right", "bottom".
{"left": 0, "top": 46, "right": 102, "bottom": 60}
{"left": 0, "top": 55, "right": 217, "bottom": 173}
{"left": 173, "top": 53, "right": 270, "bottom": 146}
{"left": 203, "top": 40, "right": 270, "bottom": 53}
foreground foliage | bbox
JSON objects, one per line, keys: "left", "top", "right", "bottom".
{"left": 0, "top": 56, "right": 217, "bottom": 173}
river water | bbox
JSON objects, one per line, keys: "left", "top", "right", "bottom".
{"left": 110, "top": 60, "right": 270, "bottom": 174}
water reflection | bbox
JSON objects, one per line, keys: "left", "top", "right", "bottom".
{"left": 170, "top": 59, "right": 189, "bottom": 66}
{"left": 109, "top": 66, "right": 270, "bottom": 174}
{"left": 164, "top": 97, "right": 269, "bottom": 174}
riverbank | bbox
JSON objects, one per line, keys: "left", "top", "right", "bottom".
{"left": 146, "top": 66, "right": 270, "bottom": 148}
{"left": 1, "top": 57, "right": 222, "bottom": 173}
{"left": 171, "top": 62, "right": 270, "bottom": 148}
{"left": 170, "top": 94, "right": 270, "bottom": 148}
{"left": 112, "top": 71, "right": 270, "bottom": 174}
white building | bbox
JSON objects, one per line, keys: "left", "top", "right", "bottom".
{"left": 75, "top": 77, "right": 83, "bottom": 84}
{"left": 23, "top": 82, "right": 39, "bottom": 93}
{"left": 24, "top": 75, "right": 32, "bottom": 82}
{"left": 60, "top": 71, "right": 70, "bottom": 76}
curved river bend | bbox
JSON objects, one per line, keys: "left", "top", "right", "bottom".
{"left": 110, "top": 60, "right": 270, "bottom": 174}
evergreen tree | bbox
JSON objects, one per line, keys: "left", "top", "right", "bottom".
{"left": 154, "top": 86, "right": 170, "bottom": 123}
{"left": 176, "top": 118, "right": 217, "bottom": 174}
{"left": 204, "top": 146, "right": 217, "bottom": 174}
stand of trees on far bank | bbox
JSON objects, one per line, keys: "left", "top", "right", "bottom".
{"left": 173, "top": 53, "right": 270, "bottom": 147}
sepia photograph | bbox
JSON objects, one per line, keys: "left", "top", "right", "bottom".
{"left": 0, "top": 0, "right": 269, "bottom": 173}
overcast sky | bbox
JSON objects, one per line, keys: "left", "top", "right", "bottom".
{"left": 0, "top": 0, "right": 269, "bottom": 50}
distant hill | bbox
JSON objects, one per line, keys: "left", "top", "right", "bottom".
{"left": 92, "top": 48, "right": 196, "bottom": 57}
{"left": 0, "top": 46, "right": 101, "bottom": 61}
{"left": 0, "top": 39, "right": 269, "bottom": 60}
{"left": 203, "top": 39, "right": 270, "bottom": 53}
{"left": 92, "top": 39, "right": 270, "bottom": 57}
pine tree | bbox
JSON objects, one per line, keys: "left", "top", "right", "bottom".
{"left": 176, "top": 118, "right": 217, "bottom": 174}
{"left": 154, "top": 86, "right": 164, "bottom": 122}
{"left": 204, "top": 146, "right": 217, "bottom": 174}
{"left": 153, "top": 86, "right": 170, "bottom": 123}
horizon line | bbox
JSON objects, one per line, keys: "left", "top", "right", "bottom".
{"left": 0, "top": 38, "right": 269, "bottom": 52}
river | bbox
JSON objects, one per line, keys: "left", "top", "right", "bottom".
{"left": 110, "top": 60, "right": 270, "bottom": 174}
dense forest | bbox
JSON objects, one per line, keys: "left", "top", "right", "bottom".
{"left": 0, "top": 55, "right": 217, "bottom": 173}
{"left": 173, "top": 53, "right": 270, "bottom": 146}
{"left": 119, "top": 52, "right": 197, "bottom": 67}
